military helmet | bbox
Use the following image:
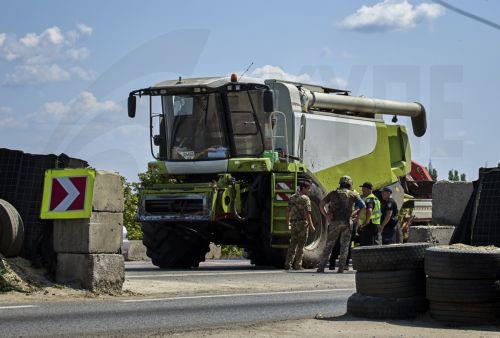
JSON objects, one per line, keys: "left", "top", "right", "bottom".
{"left": 339, "top": 175, "right": 353, "bottom": 187}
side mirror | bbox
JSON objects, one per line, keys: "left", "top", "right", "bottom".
{"left": 128, "top": 95, "right": 136, "bottom": 118}
{"left": 263, "top": 89, "right": 275, "bottom": 113}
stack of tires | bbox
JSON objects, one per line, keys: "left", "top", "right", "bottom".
{"left": 347, "top": 243, "right": 430, "bottom": 319}
{"left": 425, "top": 246, "right": 500, "bottom": 325}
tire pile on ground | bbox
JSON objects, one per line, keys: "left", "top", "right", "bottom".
{"left": 347, "top": 243, "right": 430, "bottom": 319}
{"left": 0, "top": 199, "right": 24, "bottom": 258}
{"left": 425, "top": 245, "right": 500, "bottom": 325}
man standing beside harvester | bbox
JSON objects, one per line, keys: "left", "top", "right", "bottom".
{"left": 284, "top": 180, "right": 315, "bottom": 270}
{"left": 316, "top": 176, "right": 365, "bottom": 274}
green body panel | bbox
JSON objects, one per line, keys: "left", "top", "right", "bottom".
{"left": 228, "top": 158, "right": 272, "bottom": 172}
{"left": 313, "top": 123, "right": 411, "bottom": 194}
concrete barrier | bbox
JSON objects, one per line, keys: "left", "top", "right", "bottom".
{"left": 408, "top": 226, "right": 455, "bottom": 245}
{"left": 54, "top": 212, "right": 123, "bottom": 254}
{"left": 54, "top": 170, "right": 124, "bottom": 292}
{"left": 205, "top": 243, "right": 221, "bottom": 260}
{"left": 125, "top": 240, "right": 149, "bottom": 261}
{"left": 56, "top": 253, "right": 124, "bottom": 292}
{"left": 432, "top": 181, "right": 473, "bottom": 226}
{"left": 124, "top": 241, "right": 222, "bottom": 261}
{"left": 92, "top": 171, "right": 124, "bottom": 213}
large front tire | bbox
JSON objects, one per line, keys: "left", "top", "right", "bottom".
{"left": 142, "top": 222, "right": 210, "bottom": 269}
{"left": 301, "top": 176, "right": 328, "bottom": 268}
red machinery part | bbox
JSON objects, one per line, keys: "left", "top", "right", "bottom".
{"left": 411, "top": 161, "right": 433, "bottom": 181}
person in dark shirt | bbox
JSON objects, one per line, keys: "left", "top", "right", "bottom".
{"left": 380, "top": 187, "right": 399, "bottom": 245}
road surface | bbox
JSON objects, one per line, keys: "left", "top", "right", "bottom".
{"left": 0, "top": 260, "right": 356, "bottom": 336}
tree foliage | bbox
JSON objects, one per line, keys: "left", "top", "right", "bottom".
{"left": 427, "top": 167, "right": 438, "bottom": 181}
{"left": 122, "top": 177, "right": 142, "bottom": 240}
{"left": 122, "top": 167, "right": 174, "bottom": 240}
{"left": 448, "top": 169, "right": 466, "bottom": 182}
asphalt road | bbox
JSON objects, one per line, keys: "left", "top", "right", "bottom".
{"left": 0, "top": 260, "right": 355, "bottom": 337}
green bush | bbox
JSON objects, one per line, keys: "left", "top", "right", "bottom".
{"left": 221, "top": 245, "right": 244, "bottom": 258}
{"left": 122, "top": 177, "right": 142, "bottom": 240}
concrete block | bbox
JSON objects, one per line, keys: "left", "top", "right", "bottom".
{"left": 125, "top": 240, "right": 150, "bottom": 261}
{"left": 432, "top": 181, "right": 473, "bottom": 225}
{"left": 205, "top": 243, "right": 221, "bottom": 260}
{"left": 408, "top": 226, "right": 455, "bottom": 245}
{"left": 54, "top": 212, "right": 123, "bottom": 254}
{"left": 92, "top": 170, "right": 124, "bottom": 213}
{"left": 56, "top": 253, "right": 124, "bottom": 292}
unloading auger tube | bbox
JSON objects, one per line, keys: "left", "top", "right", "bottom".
{"left": 301, "top": 89, "right": 427, "bottom": 137}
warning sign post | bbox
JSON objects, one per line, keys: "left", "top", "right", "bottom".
{"left": 40, "top": 169, "right": 95, "bottom": 219}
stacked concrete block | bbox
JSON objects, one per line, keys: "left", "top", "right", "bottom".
{"left": 432, "top": 181, "right": 473, "bottom": 226}
{"left": 408, "top": 226, "right": 455, "bottom": 245}
{"left": 55, "top": 171, "right": 125, "bottom": 293}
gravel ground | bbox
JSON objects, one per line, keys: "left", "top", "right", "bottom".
{"left": 164, "top": 315, "right": 500, "bottom": 338}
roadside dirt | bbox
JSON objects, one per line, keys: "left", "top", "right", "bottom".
{"left": 0, "top": 254, "right": 92, "bottom": 302}
{"left": 163, "top": 315, "right": 500, "bottom": 338}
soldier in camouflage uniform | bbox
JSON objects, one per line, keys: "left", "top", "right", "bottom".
{"left": 316, "top": 176, "right": 365, "bottom": 273}
{"left": 284, "top": 180, "right": 315, "bottom": 270}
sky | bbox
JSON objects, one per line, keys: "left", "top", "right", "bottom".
{"left": 0, "top": 0, "right": 499, "bottom": 182}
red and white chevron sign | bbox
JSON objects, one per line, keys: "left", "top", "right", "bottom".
{"left": 49, "top": 176, "right": 87, "bottom": 211}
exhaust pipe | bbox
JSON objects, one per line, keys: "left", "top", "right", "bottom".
{"left": 303, "top": 90, "right": 427, "bottom": 137}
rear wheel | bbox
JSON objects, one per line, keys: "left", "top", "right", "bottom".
{"left": 142, "top": 222, "right": 210, "bottom": 269}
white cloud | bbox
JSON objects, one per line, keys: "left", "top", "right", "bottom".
{"left": 66, "top": 47, "right": 90, "bottom": 60}
{"left": 329, "top": 77, "right": 347, "bottom": 88}
{"left": 70, "top": 66, "right": 96, "bottom": 81}
{"left": 340, "top": 0, "right": 444, "bottom": 32}
{"left": 0, "top": 106, "right": 27, "bottom": 128}
{"left": 5, "top": 64, "right": 71, "bottom": 85}
{"left": 0, "top": 106, "right": 11, "bottom": 113}
{"left": 20, "top": 33, "right": 39, "bottom": 47}
{"left": 0, "top": 116, "right": 27, "bottom": 128}
{"left": 251, "top": 65, "right": 312, "bottom": 83}
{"left": 76, "top": 23, "right": 93, "bottom": 36}
{"left": 0, "top": 24, "right": 94, "bottom": 85}
{"left": 38, "top": 91, "right": 121, "bottom": 124}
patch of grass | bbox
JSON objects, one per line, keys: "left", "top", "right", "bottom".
{"left": 52, "top": 283, "right": 66, "bottom": 289}
{"left": 221, "top": 245, "right": 244, "bottom": 258}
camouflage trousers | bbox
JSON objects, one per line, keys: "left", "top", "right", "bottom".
{"left": 284, "top": 221, "right": 308, "bottom": 268}
{"left": 318, "top": 221, "right": 352, "bottom": 271}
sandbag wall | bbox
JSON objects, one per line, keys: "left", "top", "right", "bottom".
{"left": 0, "top": 148, "right": 87, "bottom": 266}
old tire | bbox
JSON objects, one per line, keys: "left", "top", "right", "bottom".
{"left": 142, "top": 222, "right": 210, "bottom": 269}
{"left": 427, "top": 278, "right": 500, "bottom": 303}
{"left": 301, "top": 174, "right": 328, "bottom": 268}
{"left": 347, "top": 293, "right": 428, "bottom": 319}
{"left": 0, "top": 199, "right": 24, "bottom": 257}
{"left": 352, "top": 243, "right": 430, "bottom": 272}
{"left": 425, "top": 246, "right": 500, "bottom": 279}
{"left": 429, "top": 301, "right": 499, "bottom": 325}
{"left": 356, "top": 270, "right": 426, "bottom": 298}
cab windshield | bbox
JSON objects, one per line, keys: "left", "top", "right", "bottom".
{"left": 161, "top": 90, "right": 267, "bottom": 161}
{"left": 163, "top": 93, "right": 228, "bottom": 160}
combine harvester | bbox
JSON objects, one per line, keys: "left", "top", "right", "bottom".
{"left": 126, "top": 74, "right": 428, "bottom": 268}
